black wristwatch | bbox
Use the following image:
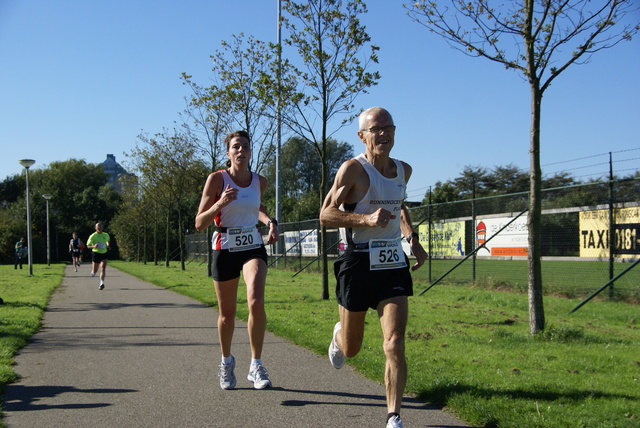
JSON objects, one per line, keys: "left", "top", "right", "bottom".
{"left": 406, "top": 232, "right": 419, "bottom": 243}
{"left": 268, "top": 218, "right": 278, "bottom": 227}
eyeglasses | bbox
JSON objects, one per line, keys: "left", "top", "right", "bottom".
{"left": 361, "top": 125, "right": 396, "bottom": 134}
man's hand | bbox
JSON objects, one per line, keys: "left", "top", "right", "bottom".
{"left": 409, "top": 240, "right": 429, "bottom": 271}
{"left": 369, "top": 208, "right": 396, "bottom": 228}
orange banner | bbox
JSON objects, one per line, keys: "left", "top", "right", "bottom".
{"left": 490, "top": 247, "right": 528, "bottom": 257}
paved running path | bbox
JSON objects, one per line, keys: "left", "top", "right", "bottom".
{"left": 2, "top": 265, "right": 469, "bottom": 428}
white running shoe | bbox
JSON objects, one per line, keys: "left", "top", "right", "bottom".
{"left": 99, "top": 283, "right": 105, "bottom": 290}
{"left": 90, "top": 272, "right": 95, "bottom": 277}
{"left": 219, "top": 355, "right": 236, "bottom": 390}
{"left": 386, "top": 415, "right": 404, "bottom": 428}
{"left": 247, "top": 364, "right": 272, "bottom": 389}
{"left": 328, "top": 321, "right": 345, "bottom": 369}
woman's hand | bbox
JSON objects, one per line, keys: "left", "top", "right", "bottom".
{"left": 217, "top": 184, "right": 238, "bottom": 209}
{"left": 265, "top": 223, "right": 279, "bottom": 245}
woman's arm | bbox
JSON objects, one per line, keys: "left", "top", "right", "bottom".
{"left": 195, "top": 172, "right": 235, "bottom": 232}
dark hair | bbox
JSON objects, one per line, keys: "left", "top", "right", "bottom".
{"left": 224, "top": 130, "right": 251, "bottom": 168}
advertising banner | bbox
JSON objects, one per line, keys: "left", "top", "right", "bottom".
{"left": 476, "top": 215, "right": 528, "bottom": 257}
{"left": 418, "top": 221, "right": 465, "bottom": 257}
{"left": 300, "top": 229, "right": 318, "bottom": 256}
{"left": 284, "top": 230, "right": 300, "bottom": 256}
{"left": 579, "top": 207, "right": 640, "bottom": 258}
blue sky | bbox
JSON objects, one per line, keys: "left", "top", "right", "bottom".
{"left": 1, "top": 0, "right": 638, "bottom": 201}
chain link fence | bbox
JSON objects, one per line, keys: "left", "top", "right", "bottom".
{"left": 185, "top": 179, "right": 639, "bottom": 302}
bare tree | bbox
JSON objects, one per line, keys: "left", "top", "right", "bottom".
{"left": 405, "top": 0, "right": 639, "bottom": 334}
{"left": 183, "top": 34, "right": 290, "bottom": 174}
{"left": 281, "top": 0, "right": 381, "bottom": 298}
{"left": 126, "top": 129, "right": 207, "bottom": 270}
{"left": 180, "top": 75, "right": 231, "bottom": 172}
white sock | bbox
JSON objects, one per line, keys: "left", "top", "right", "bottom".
{"left": 251, "top": 358, "right": 262, "bottom": 368}
{"left": 222, "top": 355, "right": 234, "bottom": 365}
{"left": 100, "top": 280, "right": 104, "bottom": 285}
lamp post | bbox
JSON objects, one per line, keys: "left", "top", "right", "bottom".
{"left": 18, "top": 159, "right": 36, "bottom": 275}
{"left": 42, "top": 193, "right": 52, "bottom": 266}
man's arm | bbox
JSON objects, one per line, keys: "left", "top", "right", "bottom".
{"left": 400, "top": 204, "right": 429, "bottom": 271}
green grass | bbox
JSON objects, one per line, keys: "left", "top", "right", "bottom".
{"left": 1, "top": 260, "right": 638, "bottom": 427}
{"left": 392, "top": 258, "right": 639, "bottom": 302}
{"left": 112, "top": 260, "right": 639, "bottom": 428}
{"left": 0, "top": 264, "right": 65, "bottom": 395}
{"left": 289, "top": 257, "right": 639, "bottom": 302}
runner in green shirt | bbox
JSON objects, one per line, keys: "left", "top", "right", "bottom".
{"left": 87, "top": 223, "right": 110, "bottom": 290}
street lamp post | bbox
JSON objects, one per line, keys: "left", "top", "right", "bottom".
{"left": 18, "top": 159, "right": 36, "bottom": 275}
{"left": 43, "top": 193, "right": 53, "bottom": 266}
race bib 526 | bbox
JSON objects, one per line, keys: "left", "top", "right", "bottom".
{"left": 368, "top": 238, "right": 407, "bottom": 270}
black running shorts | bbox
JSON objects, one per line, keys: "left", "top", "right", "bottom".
{"left": 333, "top": 250, "right": 413, "bottom": 311}
{"left": 212, "top": 245, "right": 268, "bottom": 282}
{"left": 92, "top": 252, "right": 108, "bottom": 263}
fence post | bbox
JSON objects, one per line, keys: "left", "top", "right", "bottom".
{"left": 428, "top": 186, "right": 432, "bottom": 283}
{"left": 472, "top": 177, "right": 476, "bottom": 284}
{"left": 609, "top": 152, "right": 615, "bottom": 298}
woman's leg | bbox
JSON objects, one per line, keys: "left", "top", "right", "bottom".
{"left": 214, "top": 278, "right": 240, "bottom": 357}
{"left": 242, "top": 258, "right": 268, "bottom": 359}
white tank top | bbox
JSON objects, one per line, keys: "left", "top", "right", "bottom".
{"left": 340, "top": 153, "right": 406, "bottom": 247}
{"left": 212, "top": 170, "right": 262, "bottom": 250}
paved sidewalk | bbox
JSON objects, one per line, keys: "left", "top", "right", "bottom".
{"left": 2, "top": 265, "right": 469, "bottom": 428}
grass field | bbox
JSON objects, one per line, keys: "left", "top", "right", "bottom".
{"left": 286, "top": 256, "right": 639, "bottom": 302}
{"left": 0, "top": 264, "right": 65, "bottom": 386}
{"left": 1, "top": 260, "right": 638, "bottom": 427}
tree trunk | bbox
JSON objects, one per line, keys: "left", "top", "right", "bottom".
{"left": 165, "top": 209, "right": 170, "bottom": 268}
{"left": 143, "top": 224, "right": 147, "bottom": 264}
{"left": 524, "top": 0, "right": 544, "bottom": 335}
{"left": 179, "top": 207, "right": 185, "bottom": 271}
{"left": 153, "top": 206, "right": 158, "bottom": 266}
{"left": 320, "top": 145, "right": 329, "bottom": 300}
{"left": 528, "top": 84, "right": 545, "bottom": 335}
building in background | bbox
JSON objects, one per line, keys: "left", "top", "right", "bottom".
{"left": 101, "top": 154, "right": 134, "bottom": 193}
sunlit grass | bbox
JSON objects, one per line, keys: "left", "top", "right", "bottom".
{"left": 0, "top": 264, "right": 65, "bottom": 401}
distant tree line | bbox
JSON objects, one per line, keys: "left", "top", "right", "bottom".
{"left": 420, "top": 164, "right": 639, "bottom": 219}
{"left": 3, "top": 156, "right": 635, "bottom": 266}
{"left": 0, "top": 160, "right": 121, "bottom": 264}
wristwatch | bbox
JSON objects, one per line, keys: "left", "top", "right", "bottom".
{"left": 406, "top": 232, "right": 419, "bottom": 243}
{"left": 268, "top": 218, "right": 278, "bottom": 227}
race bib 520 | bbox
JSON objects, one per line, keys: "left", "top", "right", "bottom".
{"left": 227, "top": 227, "right": 262, "bottom": 252}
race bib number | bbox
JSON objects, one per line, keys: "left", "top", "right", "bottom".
{"left": 369, "top": 238, "right": 407, "bottom": 271}
{"left": 96, "top": 242, "right": 106, "bottom": 250}
{"left": 227, "top": 227, "right": 262, "bottom": 252}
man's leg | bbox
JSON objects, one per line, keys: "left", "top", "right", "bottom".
{"left": 100, "top": 260, "right": 107, "bottom": 282}
{"left": 337, "top": 305, "right": 367, "bottom": 358}
{"left": 377, "top": 296, "right": 408, "bottom": 414}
